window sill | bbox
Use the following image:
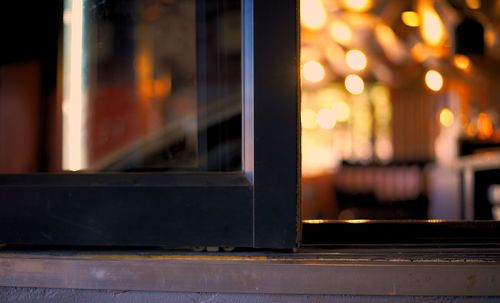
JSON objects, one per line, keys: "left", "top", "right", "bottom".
{"left": 1, "top": 249, "right": 499, "bottom": 296}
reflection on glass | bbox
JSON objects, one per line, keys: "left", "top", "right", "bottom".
{"left": 0, "top": 0, "right": 241, "bottom": 173}
{"left": 301, "top": 0, "right": 500, "bottom": 221}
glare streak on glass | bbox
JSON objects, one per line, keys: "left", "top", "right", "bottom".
{"left": 63, "top": 0, "right": 87, "bottom": 171}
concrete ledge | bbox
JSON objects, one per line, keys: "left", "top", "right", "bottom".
{"left": 1, "top": 253, "right": 500, "bottom": 296}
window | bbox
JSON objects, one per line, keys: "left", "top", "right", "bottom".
{"left": 1, "top": 0, "right": 500, "bottom": 249}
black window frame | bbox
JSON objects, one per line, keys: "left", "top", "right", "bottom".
{"left": 0, "top": 0, "right": 300, "bottom": 249}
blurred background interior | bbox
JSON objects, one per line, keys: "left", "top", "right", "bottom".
{"left": 2, "top": 0, "right": 500, "bottom": 222}
{"left": 301, "top": 0, "right": 500, "bottom": 221}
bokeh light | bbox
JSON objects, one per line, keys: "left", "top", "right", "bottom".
{"left": 419, "top": 5, "right": 445, "bottom": 47}
{"left": 425, "top": 70, "right": 443, "bottom": 91}
{"left": 303, "top": 61, "right": 325, "bottom": 83}
{"left": 301, "top": 0, "right": 327, "bottom": 31}
{"left": 317, "top": 108, "right": 337, "bottom": 129}
{"left": 340, "top": 0, "right": 373, "bottom": 12}
{"left": 375, "top": 23, "right": 397, "bottom": 46}
{"left": 478, "top": 113, "right": 493, "bottom": 139}
{"left": 345, "top": 49, "right": 367, "bottom": 71}
{"left": 453, "top": 55, "right": 471, "bottom": 72}
{"left": 410, "top": 43, "right": 430, "bottom": 63}
{"left": 439, "top": 108, "right": 454, "bottom": 127}
{"left": 466, "top": 0, "right": 481, "bottom": 9}
{"left": 329, "top": 21, "right": 352, "bottom": 45}
{"left": 332, "top": 101, "right": 350, "bottom": 122}
{"left": 345, "top": 74, "right": 364, "bottom": 94}
{"left": 401, "top": 11, "right": 420, "bottom": 27}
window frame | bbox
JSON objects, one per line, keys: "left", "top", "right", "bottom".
{"left": 0, "top": 0, "right": 300, "bottom": 249}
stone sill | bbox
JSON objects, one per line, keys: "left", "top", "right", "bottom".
{"left": 1, "top": 250, "right": 500, "bottom": 296}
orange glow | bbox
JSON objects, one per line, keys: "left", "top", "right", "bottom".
{"left": 317, "top": 108, "right": 337, "bottom": 129}
{"left": 303, "top": 61, "right": 326, "bottom": 83}
{"left": 453, "top": 55, "right": 471, "bottom": 72}
{"left": 340, "top": 0, "right": 373, "bottom": 12}
{"left": 153, "top": 74, "right": 172, "bottom": 98}
{"left": 345, "top": 74, "right": 364, "bottom": 94}
{"left": 401, "top": 11, "right": 420, "bottom": 27}
{"left": 301, "top": 0, "right": 327, "bottom": 31}
{"left": 439, "top": 108, "right": 454, "bottom": 127}
{"left": 345, "top": 219, "right": 371, "bottom": 223}
{"left": 411, "top": 43, "right": 430, "bottom": 62}
{"left": 425, "top": 70, "right": 443, "bottom": 91}
{"left": 375, "top": 23, "right": 397, "bottom": 46}
{"left": 478, "top": 113, "right": 494, "bottom": 139}
{"left": 302, "top": 219, "right": 330, "bottom": 224}
{"left": 419, "top": 3, "right": 445, "bottom": 47}
{"left": 466, "top": 0, "right": 481, "bottom": 9}
{"left": 345, "top": 49, "right": 367, "bottom": 71}
{"left": 136, "top": 52, "right": 154, "bottom": 98}
{"left": 301, "top": 109, "right": 318, "bottom": 129}
{"left": 329, "top": 21, "right": 352, "bottom": 45}
{"left": 332, "top": 101, "right": 350, "bottom": 122}
{"left": 485, "top": 28, "right": 497, "bottom": 47}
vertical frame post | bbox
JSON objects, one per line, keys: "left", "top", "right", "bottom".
{"left": 243, "top": 0, "right": 300, "bottom": 248}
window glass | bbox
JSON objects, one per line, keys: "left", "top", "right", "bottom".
{"left": 301, "top": 0, "right": 500, "bottom": 220}
{"left": 0, "top": 0, "right": 241, "bottom": 173}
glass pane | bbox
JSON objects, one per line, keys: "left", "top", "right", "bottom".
{"left": 0, "top": 0, "right": 241, "bottom": 173}
{"left": 301, "top": 0, "right": 500, "bottom": 220}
